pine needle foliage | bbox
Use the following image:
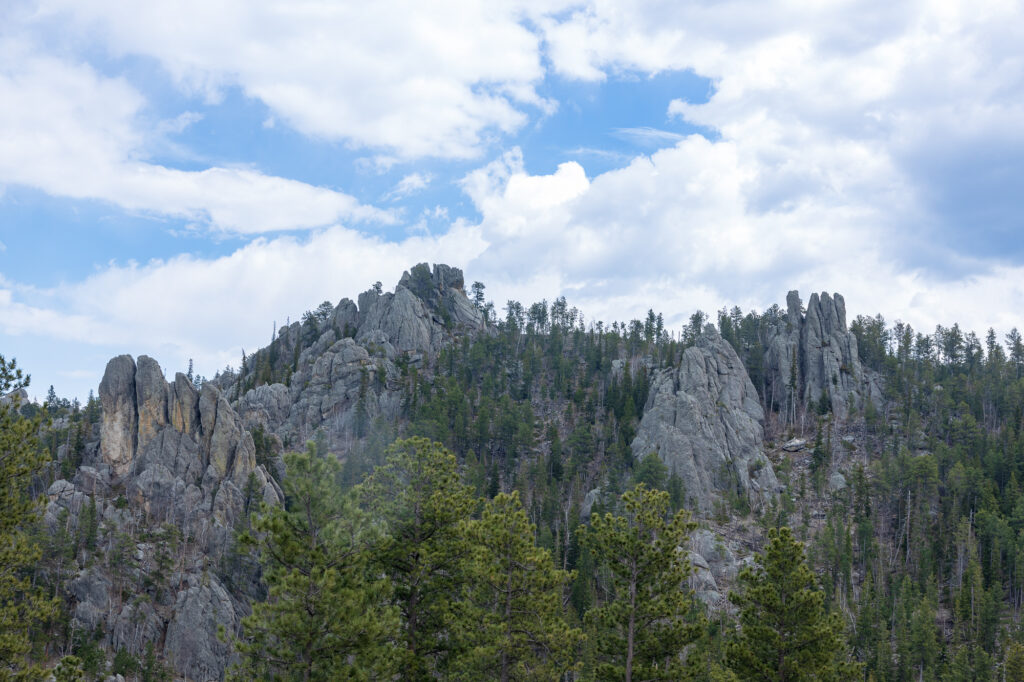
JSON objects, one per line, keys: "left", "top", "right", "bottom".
{"left": 726, "top": 526, "right": 861, "bottom": 682}
{"left": 581, "top": 484, "right": 702, "bottom": 681}
{"left": 355, "top": 437, "right": 476, "bottom": 680}
{"left": 451, "top": 491, "right": 583, "bottom": 681}
{"left": 0, "top": 355, "right": 58, "bottom": 681}
{"left": 231, "top": 442, "right": 399, "bottom": 681}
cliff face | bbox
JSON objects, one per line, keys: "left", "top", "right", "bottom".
{"left": 48, "top": 355, "right": 282, "bottom": 681}
{"left": 632, "top": 326, "right": 779, "bottom": 515}
{"left": 764, "top": 291, "right": 883, "bottom": 420}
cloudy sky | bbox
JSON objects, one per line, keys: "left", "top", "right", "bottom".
{"left": 2, "top": 0, "right": 1023, "bottom": 400}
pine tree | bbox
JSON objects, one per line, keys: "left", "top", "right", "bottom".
{"left": 0, "top": 355, "right": 58, "bottom": 679}
{"left": 1005, "top": 643, "right": 1024, "bottom": 681}
{"left": 451, "top": 491, "right": 582, "bottom": 681}
{"left": 232, "top": 442, "right": 399, "bottom": 681}
{"left": 356, "top": 437, "right": 476, "bottom": 679}
{"left": 726, "top": 526, "right": 861, "bottom": 682}
{"left": 581, "top": 484, "right": 702, "bottom": 681}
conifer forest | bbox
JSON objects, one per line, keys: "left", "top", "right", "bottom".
{"left": 5, "top": 266, "right": 1024, "bottom": 681}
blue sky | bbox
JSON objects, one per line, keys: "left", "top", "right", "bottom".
{"left": 2, "top": 0, "right": 1024, "bottom": 400}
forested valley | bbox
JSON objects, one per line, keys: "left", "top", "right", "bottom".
{"left": 5, "top": 263, "right": 1024, "bottom": 681}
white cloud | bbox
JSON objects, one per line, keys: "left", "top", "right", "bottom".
{"left": 0, "top": 40, "right": 390, "bottom": 233}
{"left": 541, "top": 0, "right": 1024, "bottom": 260}
{"left": 33, "top": 0, "right": 559, "bottom": 159}
{"left": 6, "top": 0, "right": 1024, "bottom": 399}
{"left": 613, "top": 127, "right": 685, "bottom": 147}
{"left": 386, "top": 172, "right": 433, "bottom": 200}
{"left": 458, "top": 139, "right": 1024, "bottom": 342}
{"left": 0, "top": 224, "right": 488, "bottom": 396}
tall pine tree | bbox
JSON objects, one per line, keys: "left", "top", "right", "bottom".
{"left": 232, "top": 442, "right": 399, "bottom": 681}
{"left": 725, "top": 526, "right": 860, "bottom": 682}
{"left": 451, "top": 491, "right": 583, "bottom": 681}
{"left": 581, "top": 484, "right": 702, "bottom": 681}
{"left": 0, "top": 355, "right": 58, "bottom": 679}
{"left": 356, "top": 437, "right": 476, "bottom": 680}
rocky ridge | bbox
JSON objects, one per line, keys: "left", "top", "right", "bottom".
{"left": 233, "top": 263, "right": 484, "bottom": 452}
{"left": 43, "top": 268, "right": 889, "bottom": 677}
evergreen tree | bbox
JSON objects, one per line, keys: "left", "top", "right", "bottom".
{"left": 452, "top": 492, "right": 582, "bottom": 681}
{"left": 356, "top": 437, "right": 476, "bottom": 679}
{"left": 582, "top": 484, "right": 702, "bottom": 681}
{"left": 1005, "top": 643, "right": 1024, "bottom": 681}
{"left": 0, "top": 355, "right": 58, "bottom": 679}
{"left": 232, "top": 442, "right": 399, "bottom": 681}
{"left": 726, "top": 526, "right": 860, "bottom": 682}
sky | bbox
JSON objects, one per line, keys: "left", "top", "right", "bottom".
{"left": 2, "top": 0, "right": 1024, "bottom": 401}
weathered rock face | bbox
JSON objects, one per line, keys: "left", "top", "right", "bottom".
{"left": 97, "top": 355, "right": 278, "bottom": 515}
{"left": 356, "top": 262, "right": 484, "bottom": 354}
{"left": 688, "top": 529, "right": 742, "bottom": 609}
{"left": 55, "top": 354, "right": 284, "bottom": 681}
{"left": 764, "top": 291, "right": 882, "bottom": 420}
{"left": 99, "top": 355, "right": 137, "bottom": 477}
{"left": 234, "top": 263, "right": 484, "bottom": 452}
{"left": 632, "top": 326, "right": 779, "bottom": 515}
{"left": 164, "top": 573, "right": 240, "bottom": 681}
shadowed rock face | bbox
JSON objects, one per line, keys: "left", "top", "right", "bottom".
{"left": 764, "top": 291, "right": 883, "bottom": 420}
{"left": 632, "top": 326, "right": 779, "bottom": 515}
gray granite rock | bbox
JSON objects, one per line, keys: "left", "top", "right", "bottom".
{"left": 632, "top": 326, "right": 779, "bottom": 515}
{"left": 233, "top": 264, "right": 485, "bottom": 453}
{"left": 164, "top": 573, "right": 238, "bottom": 682}
{"left": 688, "top": 528, "right": 742, "bottom": 609}
{"left": 99, "top": 355, "right": 138, "bottom": 477}
{"left": 765, "top": 291, "right": 883, "bottom": 421}
{"left": 110, "top": 600, "right": 163, "bottom": 657}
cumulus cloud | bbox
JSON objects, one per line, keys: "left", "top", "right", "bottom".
{"left": 541, "top": 0, "right": 1024, "bottom": 267}
{"left": 459, "top": 139, "right": 1024, "bottom": 342}
{"left": 6, "top": 0, "right": 1024, "bottom": 399}
{"left": 0, "top": 40, "right": 389, "bottom": 233}
{"left": 33, "top": 0, "right": 559, "bottom": 159}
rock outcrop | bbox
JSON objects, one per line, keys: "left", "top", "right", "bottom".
{"left": 50, "top": 354, "right": 282, "bottom": 681}
{"left": 632, "top": 326, "right": 779, "bottom": 515}
{"left": 688, "top": 529, "right": 742, "bottom": 609}
{"left": 764, "top": 291, "right": 882, "bottom": 420}
{"left": 96, "top": 355, "right": 279, "bottom": 523}
{"left": 233, "top": 263, "right": 484, "bottom": 452}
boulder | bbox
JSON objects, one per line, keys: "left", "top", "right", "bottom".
{"left": 165, "top": 574, "right": 239, "bottom": 682}
{"left": 70, "top": 569, "right": 112, "bottom": 631}
{"left": 782, "top": 438, "right": 807, "bottom": 452}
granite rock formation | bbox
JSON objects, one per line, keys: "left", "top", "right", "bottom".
{"left": 233, "top": 263, "right": 485, "bottom": 452}
{"left": 764, "top": 291, "right": 883, "bottom": 420}
{"left": 632, "top": 326, "right": 779, "bottom": 515}
{"left": 47, "top": 354, "right": 282, "bottom": 681}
